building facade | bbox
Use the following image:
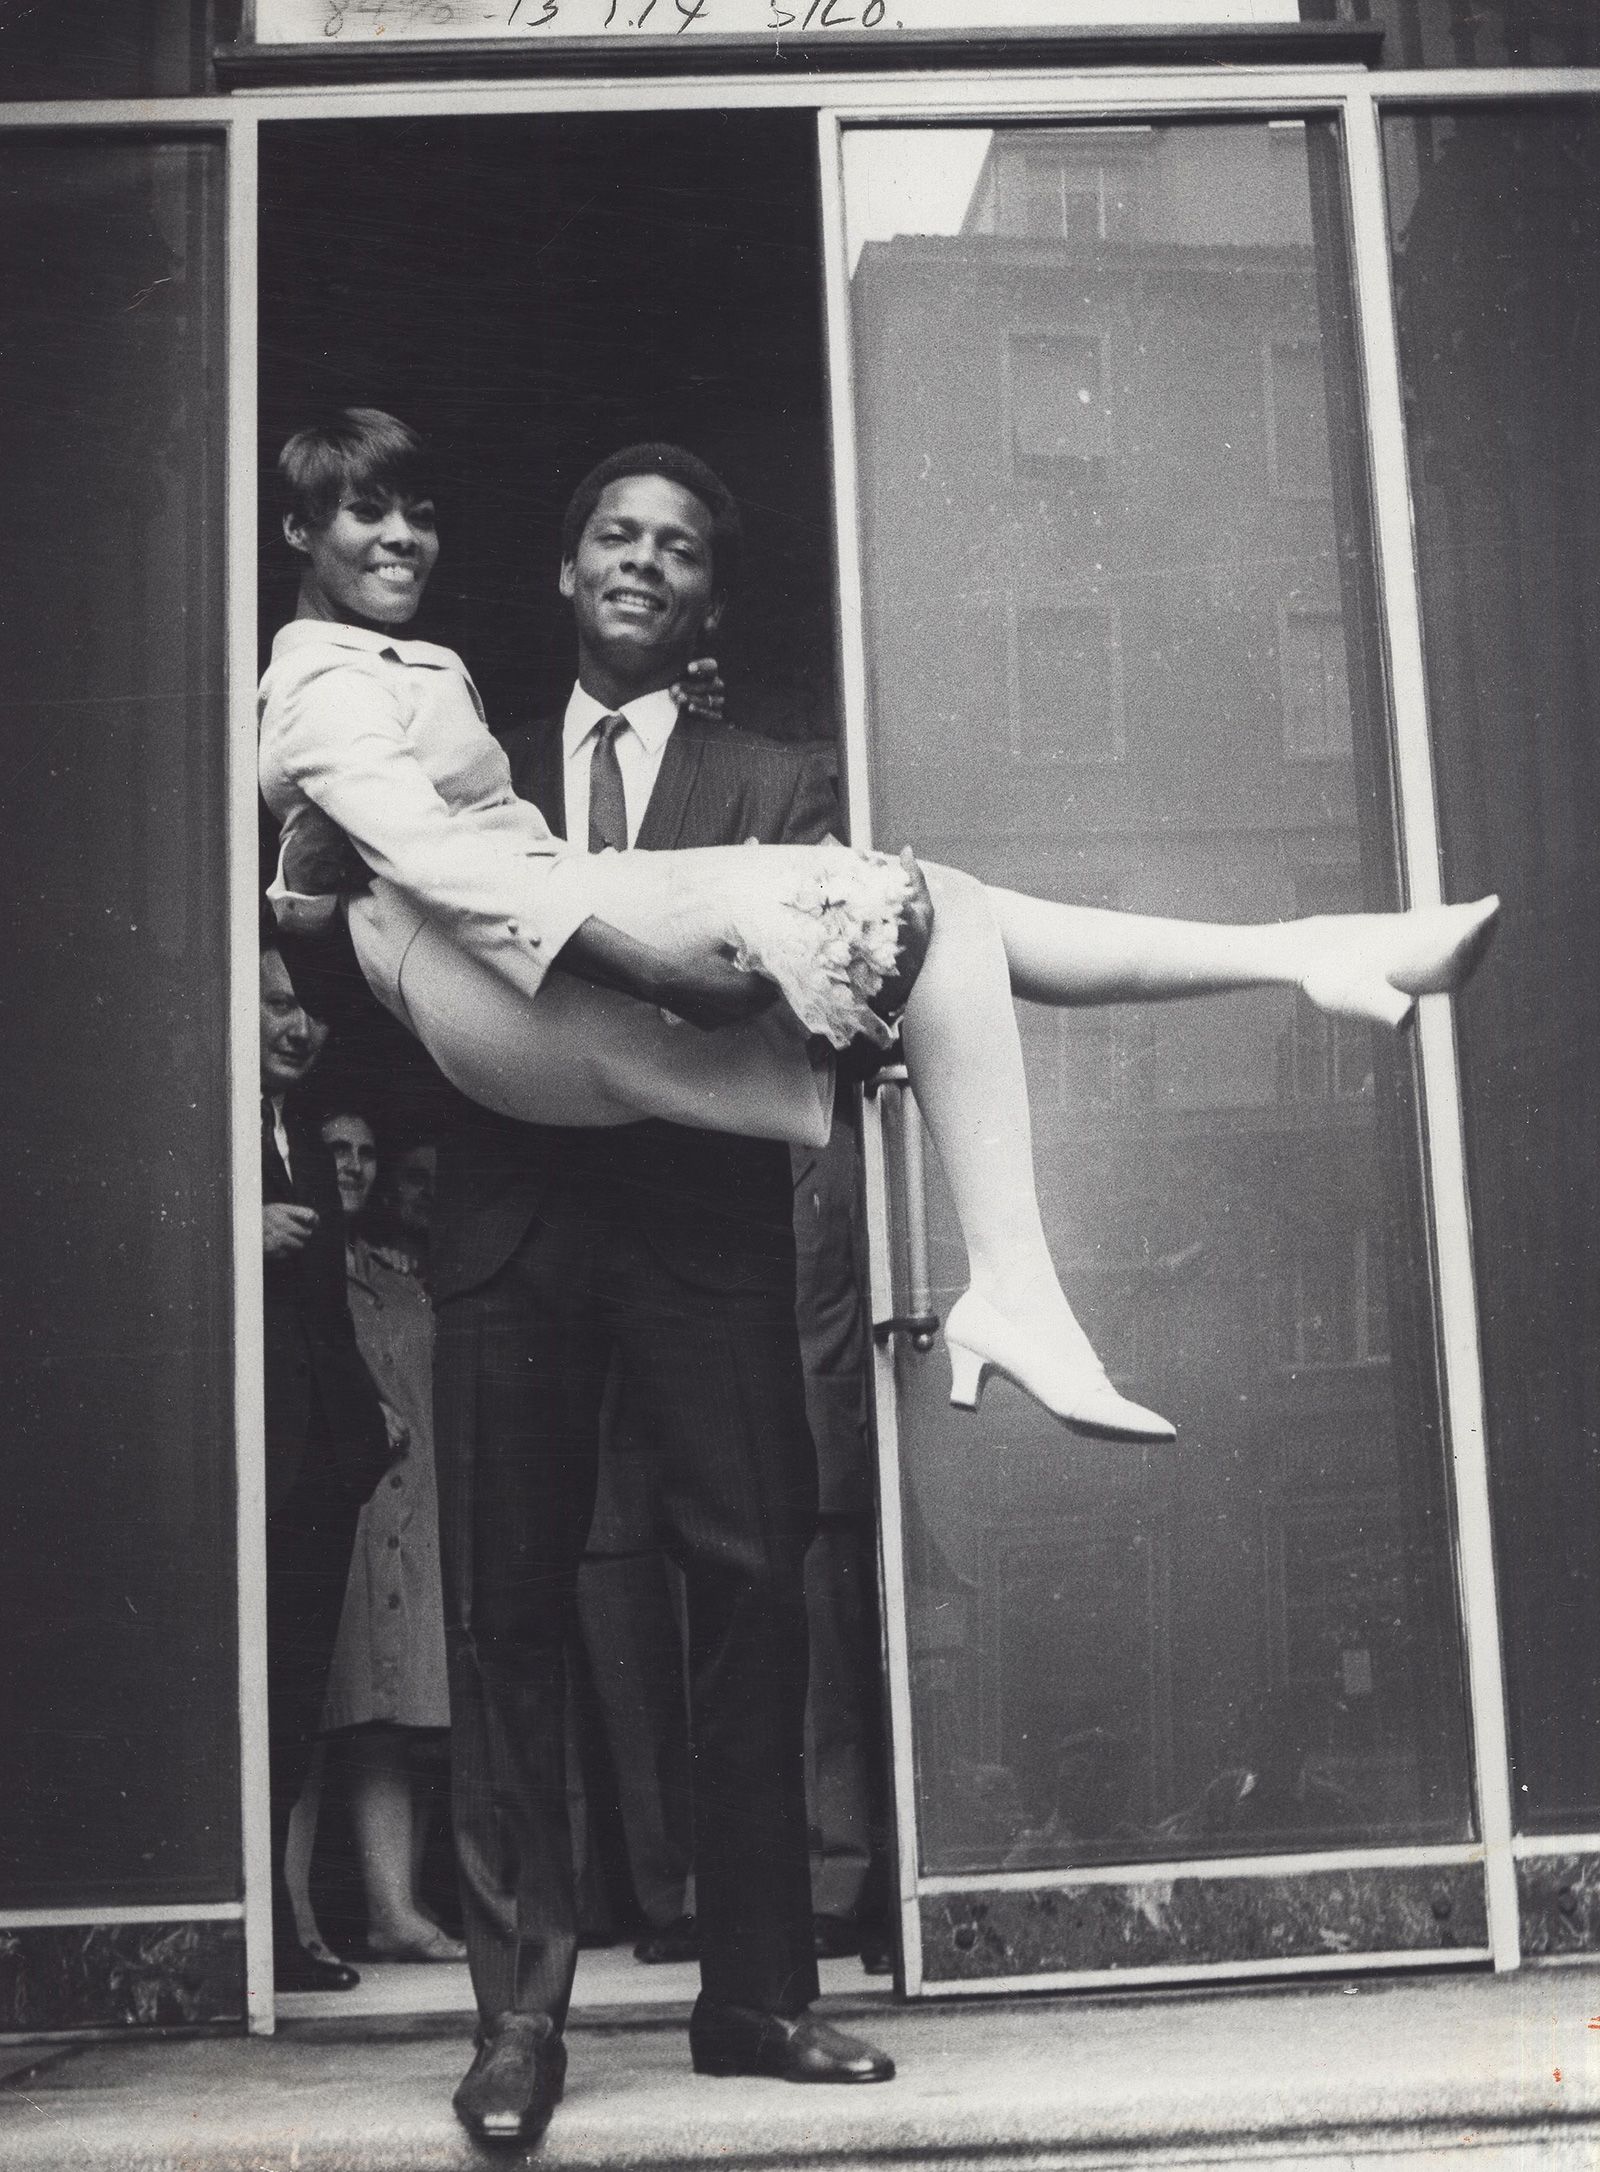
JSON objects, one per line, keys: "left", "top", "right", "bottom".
{"left": 1, "top": 0, "right": 1598, "bottom": 2037}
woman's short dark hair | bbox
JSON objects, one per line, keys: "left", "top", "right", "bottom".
{"left": 560, "top": 442, "right": 742, "bottom": 594}
{"left": 277, "top": 408, "right": 434, "bottom": 531}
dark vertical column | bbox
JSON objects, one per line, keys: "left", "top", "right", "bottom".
{"left": 1385, "top": 104, "right": 1600, "bottom": 1829}
{"left": 0, "top": 137, "right": 235, "bottom": 1927}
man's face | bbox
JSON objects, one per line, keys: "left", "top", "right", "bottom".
{"left": 259, "top": 950, "right": 327, "bottom": 1094}
{"left": 321, "top": 1113, "right": 378, "bottom": 1217}
{"left": 391, "top": 1143, "right": 436, "bottom": 1236}
{"left": 559, "top": 474, "right": 723, "bottom": 683}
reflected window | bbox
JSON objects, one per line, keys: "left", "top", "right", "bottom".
{"left": 1011, "top": 600, "right": 1123, "bottom": 762}
{"left": 1274, "top": 1228, "right": 1390, "bottom": 1370}
{"left": 1006, "top": 331, "right": 1110, "bottom": 481}
{"left": 1265, "top": 338, "right": 1334, "bottom": 499}
{"left": 1280, "top": 997, "right": 1374, "bottom": 1104}
{"left": 1279, "top": 608, "right": 1354, "bottom": 760}
{"left": 1020, "top": 157, "right": 1108, "bottom": 242}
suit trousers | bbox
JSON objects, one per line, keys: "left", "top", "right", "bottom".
{"left": 265, "top": 1410, "right": 361, "bottom": 1944}
{"left": 573, "top": 1549, "right": 694, "bottom": 1929}
{"left": 434, "top": 1173, "right": 822, "bottom": 2028}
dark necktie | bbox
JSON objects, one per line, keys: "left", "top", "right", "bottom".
{"left": 262, "top": 1094, "right": 289, "bottom": 1190}
{"left": 587, "top": 712, "right": 630, "bottom": 854}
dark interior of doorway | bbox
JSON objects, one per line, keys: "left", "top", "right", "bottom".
{"left": 258, "top": 110, "right": 834, "bottom": 745}
{"left": 255, "top": 109, "right": 834, "bottom": 1989}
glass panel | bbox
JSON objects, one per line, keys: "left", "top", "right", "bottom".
{"left": 847, "top": 119, "right": 1474, "bottom": 1876}
{"left": 1327, "top": 0, "right": 1600, "bottom": 73}
{"left": 0, "top": 0, "right": 201, "bottom": 100}
{"left": 1385, "top": 103, "right": 1600, "bottom": 1832}
{"left": 0, "top": 136, "right": 233, "bottom": 1905}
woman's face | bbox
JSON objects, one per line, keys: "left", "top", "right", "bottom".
{"left": 286, "top": 488, "right": 439, "bottom": 630}
{"left": 390, "top": 1144, "right": 436, "bottom": 1237}
{"left": 321, "top": 1113, "right": 378, "bottom": 1218}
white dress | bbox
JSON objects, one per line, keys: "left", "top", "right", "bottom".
{"left": 259, "top": 622, "right": 915, "bottom": 1147}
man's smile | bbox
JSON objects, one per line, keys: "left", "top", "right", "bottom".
{"left": 605, "top": 585, "right": 665, "bottom": 616}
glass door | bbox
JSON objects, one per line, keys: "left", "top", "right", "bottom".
{"left": 832, "top": 112, "right": 1489, "bottom": 1991}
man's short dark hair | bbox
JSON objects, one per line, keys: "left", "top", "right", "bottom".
{"left": 277, "top": 408, "right": 435, "bottom": 531}
{"left": 560, "top": 442, "right": 743, "bottom": 594}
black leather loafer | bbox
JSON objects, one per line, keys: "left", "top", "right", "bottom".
{"left": 859, "top": 1921, "right": 895, "bottom": 1977}
{"left": 689, "top": 1999, "right": 895, "bottom": 2083}
{"left": 812, "top": 1912, "right": 863, "bottom": 1960}
{"left": 634, "top": 1912, "right": 700, "bottom": 1964}
{"left": 452, "top": 2011, "right": 567, "bottom": 2147}
{"left": 274, "top": 1941, "right": 360, "bottom": 1993}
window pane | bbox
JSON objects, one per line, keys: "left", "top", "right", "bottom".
{"left": 848, "top": 119, "right": 1475, "bottom": 1873}
{"left": 1010, "top": 333, "right": 1109, "bottom": 477}
{"left": 1385, "top": 103, "right": 1600, "bottom": 1830}
{"left": 1267, "top": 341, "right": 1334, "bottom": 501}
{"left": 0, "top": 137, "right": 233, "bottom": 1905}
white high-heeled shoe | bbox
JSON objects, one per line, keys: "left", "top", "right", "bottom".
{"left": 944, "top": 1289, "right": 1176, "bottom": 1443}
{"left": 1299, "top": 895, "right": 1500, "bottom": 1030}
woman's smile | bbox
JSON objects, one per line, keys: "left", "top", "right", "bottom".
{"left": 288, "top": 489, "right": 439, "bottom": 630}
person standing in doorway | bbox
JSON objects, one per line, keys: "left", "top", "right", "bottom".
{"left": 259, "top": 940, "right": 393, "bottom": 1993}
{"left": 318, "top": 1112, "right": 463, "bottom": 1965}
{"left": 433, "top": 445, "right": 897, "bottom": 2147}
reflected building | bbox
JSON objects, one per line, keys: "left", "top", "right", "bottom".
{"left": 852, "top": 121, "right": 1471, "bottom": 1873}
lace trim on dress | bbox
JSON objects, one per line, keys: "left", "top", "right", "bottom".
{"left": 727, "top": 841, "right": 920, "bottom": 1051}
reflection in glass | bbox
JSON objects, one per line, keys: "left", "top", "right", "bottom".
{"left": 0, "top": 138, "right": 232, "bottom": 1905}
{"left": 1385, "top": 104, "right": 1600, "bottom": 1830}
{"left": 848, "top": 121, "right": 1474, "bottom": 1876}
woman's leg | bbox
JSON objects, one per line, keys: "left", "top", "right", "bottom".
{"left": 284, "top": 1741, "right": 329, "bottom": 1955}
{"left": 344, "top": 1724, "right": 465, "bottom": 1959}
{"left": 981, "top": 886, "right": 1499, "bottom": 1027}
{"left": 892, "top": 867, "right": 1495, "bottom": 1438}
{"left": 896, "top": 865, "right": 1172, "bottom": 1440}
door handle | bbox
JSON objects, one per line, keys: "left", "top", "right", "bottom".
{"left": 868, "top": 1065, "right": 941, "bottom": 1353}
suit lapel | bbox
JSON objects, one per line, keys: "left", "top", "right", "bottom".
{"left": 636, "top": 718, "right": 706, "bottom": 851}
{"left": 518, "top": 717, "right": 568, "bottom": 839}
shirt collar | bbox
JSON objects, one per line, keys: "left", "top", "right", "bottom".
{"left": 563, "top": 681, "right": 680, "bottom": 760}
{"left": 271, "top": 618, "right": 459, "bottom": 670}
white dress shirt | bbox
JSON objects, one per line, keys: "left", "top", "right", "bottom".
{"left": 561, "top": 684, "right": 680, "bottom": 851}
{"left": 267, "top": 1092, "right": 292, "bottom": 1182}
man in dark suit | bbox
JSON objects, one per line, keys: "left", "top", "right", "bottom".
{"left": 260, "top": 938, "right": 393, "bottom": 1992}
{"left": 438, "top": 445, "right": 893, "bottom": 2146}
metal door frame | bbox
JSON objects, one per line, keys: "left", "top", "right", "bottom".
{"left": 814, "top": 70, "right": 1550, "bottom": 1998}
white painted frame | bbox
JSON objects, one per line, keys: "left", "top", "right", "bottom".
{"left": 0, "top": 56, "right": 1595, "bottom": 2026}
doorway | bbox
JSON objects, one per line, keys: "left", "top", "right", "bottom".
{"left": 256, "top": 107, "right": 838, "bottom": 2017}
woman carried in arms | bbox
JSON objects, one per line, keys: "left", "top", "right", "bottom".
{"left": 260, "top": 410, "right": 1498, "bottom": 1446}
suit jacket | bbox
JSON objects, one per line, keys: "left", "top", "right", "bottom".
{"left": 430, "top": 709, "right": 841, "bottom": 1307}
{"left": 262, "top": 1091, "right": 393, "bottom": 1515}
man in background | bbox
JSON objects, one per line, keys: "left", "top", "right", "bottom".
{"left": 260, "top": 937, "right": 393, "bottom": 1992}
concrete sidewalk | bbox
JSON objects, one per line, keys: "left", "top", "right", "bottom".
{"left": 6, "top": 1964, "right": 1600, "bottom": 2170}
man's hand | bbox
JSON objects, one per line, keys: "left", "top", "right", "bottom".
{"left": 671, "top": 656, "right": 725, "bottom": 724}
{"left": 657, "top": 952, "right": 781, "bottom": 1032}
{"left": 279, "top": 806, "right": 372, "bottom": 899}
{"left": 554, "top": 915, "right": 778, "bottom": 1030}
{"left": 263, "top": 1203, "right": 319, "bottom": 1260}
